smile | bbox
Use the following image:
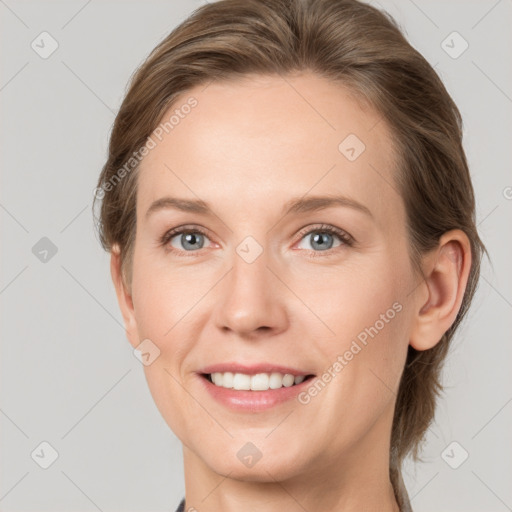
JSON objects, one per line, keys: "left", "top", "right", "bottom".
{"left": 197, "top": 369, "right": 316, "bottom": 411}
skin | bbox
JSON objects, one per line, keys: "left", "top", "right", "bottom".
{"left": 111, "top": 71, "right": 472, "bottom": 512}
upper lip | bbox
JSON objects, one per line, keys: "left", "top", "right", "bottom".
{"left": 198, "top": 362, "right": 314, "bottom": 377}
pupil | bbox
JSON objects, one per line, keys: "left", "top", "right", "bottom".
{"left": 183, "top": 233, "right": 203, "bottom": 250}
{"left": 312, "top": 232, "right": 332, "bottom": 250}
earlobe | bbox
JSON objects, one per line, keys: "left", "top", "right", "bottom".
{"left": 410, "top": 230, "right": 472, "bottom": 351}
{"left": 110, "top": 245, "right": 139, "bottom": 349}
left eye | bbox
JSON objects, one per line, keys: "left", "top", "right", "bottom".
{"left": 296, "top": 228, "right": 347, "bottom": 252}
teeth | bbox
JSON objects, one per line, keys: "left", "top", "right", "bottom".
{"left": 251, "top": 373, "right": 269, "bottom": 390}
{"left": 209, "top": 372, "right": 308, "bottom": 391}
{"left": 222, "top": 372, "right": 234, "bottom": 388}
{"left": 233, "top": 373, "right": 251, "bottom": 390}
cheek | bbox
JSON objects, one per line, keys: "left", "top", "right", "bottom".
{"left": 140, "top": 361, "right": 199, "bottom": 443}
{"left": 130, "top": 255, "right": 201, "bottom": 435}
{"left": 315, "top": 259, "right": 405, "bottom": 331}
{"left": 311, "top": 277, "right": 410, "bottom": 444}
{"left": 327, "top": 284, "right": 407, "bottom": 384}
{"left": 313, "top": 253, "right": 412, "bottom": 390}
{"left": 130, "top": 250, "right": 208, "bottom": 337}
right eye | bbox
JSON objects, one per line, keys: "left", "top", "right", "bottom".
{"left": 160, "top": 226, "right": 214, "bottom": 255}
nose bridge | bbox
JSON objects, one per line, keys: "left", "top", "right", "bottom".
{"left": 213, "top": 234, "right": 287, "bottom": 335}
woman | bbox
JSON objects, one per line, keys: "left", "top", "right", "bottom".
{"left": 94, "top": 0, "right": 486, "bottom": 510}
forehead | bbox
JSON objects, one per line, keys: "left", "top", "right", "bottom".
{"left": 137, "top": 72, "right": 402, "bottom": 227}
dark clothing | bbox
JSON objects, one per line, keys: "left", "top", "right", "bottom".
{"left": 174, "top": 489, "right": 412, "bottom": 511}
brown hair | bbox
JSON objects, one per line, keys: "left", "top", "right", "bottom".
{"left": 94, "top": 0, "right": 486, "bottom": 508}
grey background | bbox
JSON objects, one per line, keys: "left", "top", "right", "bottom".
{"left": 0, "top": 0, "right": 510, "bottom": 510}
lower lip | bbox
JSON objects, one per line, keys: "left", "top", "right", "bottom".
{"left": 198, "top": 374, "right": 315, "bottom": 412}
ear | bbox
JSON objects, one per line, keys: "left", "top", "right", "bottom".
{"left": 410, "top": 229, "right": 472, "bottom": 351}
{"left": 110, "top": 245, "right": 139, "bottom": 349}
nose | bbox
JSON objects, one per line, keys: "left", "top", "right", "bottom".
{"left": 213, "top": 244, "right": 289, "bottom": 338}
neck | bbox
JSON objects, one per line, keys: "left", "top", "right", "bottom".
{"left": 181, "top": 404, "right": 401, "bottom": 512}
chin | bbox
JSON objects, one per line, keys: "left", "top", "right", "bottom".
{"left": 197, "top": 445, "right": 308, "bottom": 482}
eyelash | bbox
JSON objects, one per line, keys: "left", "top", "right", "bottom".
{"left": 159, "top": 223, "right": 354, "bottom": 258}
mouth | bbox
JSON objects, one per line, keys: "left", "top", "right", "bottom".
{"left": 196, "top": 362, "right": 317, "bottom": 411}
{"left": 201, "top": 372, "right": 316, "bottom": 391}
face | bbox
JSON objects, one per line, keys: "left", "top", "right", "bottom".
{"left": 119, "top": 72, "right": 420, "bottom": 482}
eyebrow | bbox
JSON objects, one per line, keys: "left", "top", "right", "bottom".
{"left": 145, "top": 194, "right": 373, "bottom": 220}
